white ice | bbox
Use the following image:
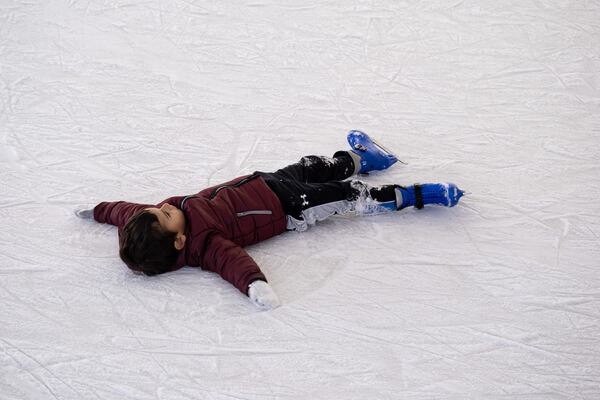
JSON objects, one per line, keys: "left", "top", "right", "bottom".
{"left": 1, "top": 1, "right": 600, "bottom": 399}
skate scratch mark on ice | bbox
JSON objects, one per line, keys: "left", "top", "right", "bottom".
{"left": 474, "top": 67, "right": 546, "bottom": 83}
{"left": 472, "top": 195, "right": 555, "bottom": 231}
{"left": 524, "top": 300, "right": 600, "bottom": 321}
{"left": 317, "top": 310, "right": 547, "bottom": 395}
{"left": 0, "top": 250, "right": 49, "bottom": 269}
{"left": 125, "top": 286, "right": 173, "bottom": 334}
{"left": 3, "top": 77, "right": 30, "bottom": 115}
{"left": 344, "top": 322, "right": 524, "bottom": 394}
{"left": 206, "top": 122, "right": 239, "bottom": 186}
{"left": 466, "top": 326, "right": 580, "bottom": 363}
{"left": 0, "top": 282, "right": 69, "bottom": 328}
{"left": 343, "top": 53, "right": 421, "bottom": 92}
{"left": 268, "top": 313, "right": 309, "bottom": 339}
{"left": 238, "top": 133, "right": 260, "bottom": 171}
{"left": 133, "top": 348, "right": 304, "bottom": 357}
{"left": 1, "top": 340, "right": 60, "bottom": 400}
{"left": 45, "top": 185, "right": 86, "bottom": 202}
{"left": 34, "top": 134, "right": 154, "bottom": 190}
{"left": 101, "top": 290, "right": 170, "bottom": 375}
{"left": 0, "top": 200, "right": 36, "bottom": 209}
{"left": 459, "top": 219, "right": 483, "bottom": 255}
{"left": 446, "top": 0, "right": 468, "bottom": 10}
{"left": 318, "top": 321, "right": 475, "bottom": 367}
{"left": 554, "top": 217, "right": 569, "bottom": 269}
{"left": 264, "top": 104, "right": 301, "bottom": 129}
{"left": 371, "top": 299, "right": 469, "bottom": 357}
{"left": 454, "top": 219, "right": 511, "bottom": 299}
{"left": 1, "top": 338, "right": 84, "bottom": 399}
{"left": 11, "top": 132, "right": 42, "bottom": 167}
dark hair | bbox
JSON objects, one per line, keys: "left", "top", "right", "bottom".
{"left": 119, "top": 210, "right": 179, "bottom": 276}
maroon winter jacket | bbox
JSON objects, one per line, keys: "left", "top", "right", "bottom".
{"left": 93, "top": 174, "right": 287, "bottom": 295}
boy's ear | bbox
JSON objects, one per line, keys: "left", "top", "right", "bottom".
{"left": 174, "top": 234, "right": 186, "bottom": 251}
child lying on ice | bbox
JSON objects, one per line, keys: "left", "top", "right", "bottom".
{"left": 75, "top": 131, "right": 464, "bottom": 310}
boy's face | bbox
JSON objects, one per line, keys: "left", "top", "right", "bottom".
{"left": 145, "top": 203, "right": 187, "bottom": 250}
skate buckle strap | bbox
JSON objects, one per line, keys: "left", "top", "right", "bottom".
{"left": 414, "top": 184, "right": 424, "bottom": 209}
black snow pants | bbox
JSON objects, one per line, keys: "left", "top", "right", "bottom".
{"left": 256, "top": 152, "right": 399, "bottom": 232}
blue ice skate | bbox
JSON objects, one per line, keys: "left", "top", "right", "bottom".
{"left": 348, "top": 130, "right": 399, "bottom": 174}
{"left": 397, "top": 183, "right": 465, "bottom": 209}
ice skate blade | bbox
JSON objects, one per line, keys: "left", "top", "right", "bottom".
{"left": 348, "top": 130, "right": 403, "bottom": 166}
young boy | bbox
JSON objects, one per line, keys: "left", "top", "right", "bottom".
{"left": 75, "top": 131, "right": 464, "bottom": 310}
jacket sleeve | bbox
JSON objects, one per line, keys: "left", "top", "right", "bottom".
{"left": 93, "top": 201, "right": 151, "bottom": 228}
{"left": 200, "top": 234, "right": 267, "bottom": 296}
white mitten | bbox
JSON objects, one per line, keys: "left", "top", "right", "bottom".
{"left": 74, "top": 206, "right": 94, "bottom": 219}
{"left": 248, "top": 280, "right": 281, "bottom": 310}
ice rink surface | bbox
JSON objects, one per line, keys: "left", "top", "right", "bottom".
{"left": 1, "top": 0, "right": 600, "bottom": 399}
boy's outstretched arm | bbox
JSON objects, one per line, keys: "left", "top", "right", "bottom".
{"left": 92, "top": 201, "right": 151, "bottom": 228}
{"left": 201, "top": 234, "right": 280, "bottom": 310}
{"left": 76, "top": 197, "right": 183, "bottom": 226}
{"left": 75, "top": 201, "right": 152, "bottom": 245}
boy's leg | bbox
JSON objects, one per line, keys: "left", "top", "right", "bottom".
{"left": 265, "top": 178, "right": 396, "bottom": 231}
{"left": 259, "top": 151, "right": 361, "bottom": 184}
{"left": 265, "top": 179, "right": 463, "bottom": 232}
{"left": 258, "top": 130, "right": 398, "bottom": 184}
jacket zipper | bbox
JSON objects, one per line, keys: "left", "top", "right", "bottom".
{"left": 236, "top": 210, "right": 273, "bottom": 217}
{"left": 209, "top": 174, "right": 259, "bottom": 199}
